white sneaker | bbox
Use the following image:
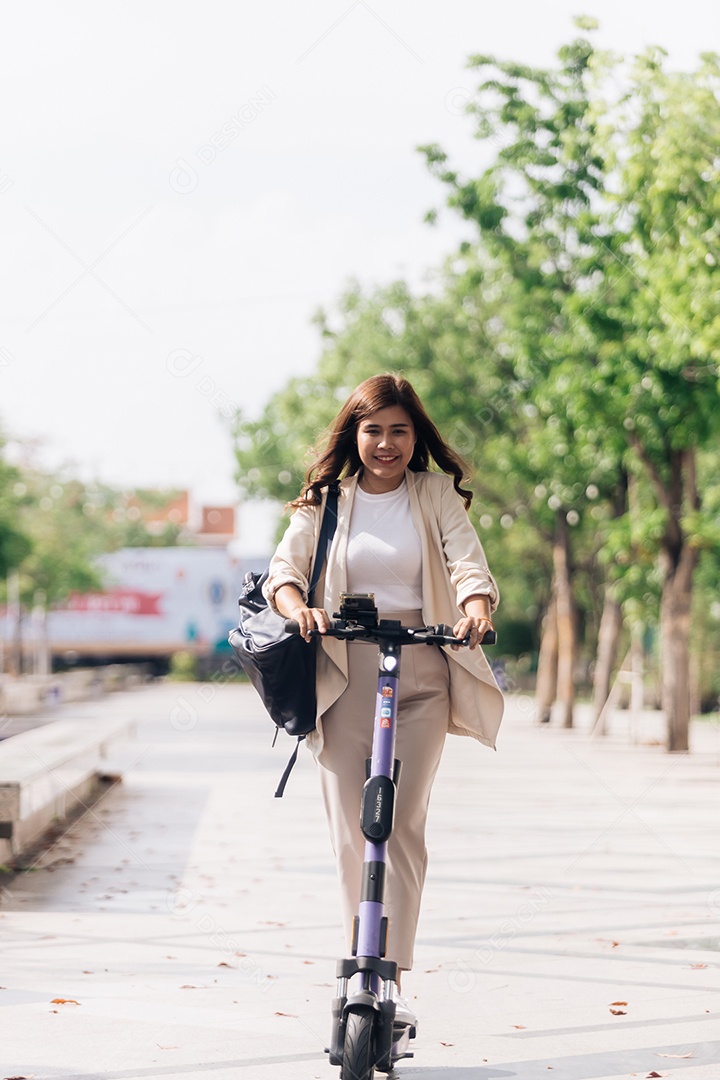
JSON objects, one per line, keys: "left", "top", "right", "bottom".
{"left": 393, "top": 992, "right": 417, "bottom": 1028}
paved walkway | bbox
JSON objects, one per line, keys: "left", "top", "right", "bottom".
{"left": 2, "top": 681, "right": 720, "bottom": 1080}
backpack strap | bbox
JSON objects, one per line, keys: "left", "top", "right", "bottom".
{"left": 275, "top": 736, "right": 304, "bottom": 798}
{"left": 308, "top": 482, "right": 339, "bottom": 600}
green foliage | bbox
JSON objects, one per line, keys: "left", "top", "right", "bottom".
{"left": 167, "top": 650, "right": 198, "bottom": 681}
{"left": 0, "top": 436, "right": 32, "bottom": 577}
{"left": 11, "top": 473, "right": 109, "bottom": 605}
{"left": 421, "top": 27, "right": 720, "bottom": 642}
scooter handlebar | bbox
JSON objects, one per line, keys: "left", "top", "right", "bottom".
{"left": 284, "top": 619, "right": 496, "bottom": 646}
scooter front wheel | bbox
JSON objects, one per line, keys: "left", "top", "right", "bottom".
{"left": 341, "top": 1007, "right": 375, "bottom": 1080}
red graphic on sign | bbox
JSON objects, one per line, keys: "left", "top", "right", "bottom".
{"left": 64, "top": 590, "right": 163, "bottom": 615}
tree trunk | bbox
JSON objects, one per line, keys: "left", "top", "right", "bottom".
{"left": 628, "top": 445, "right": 700, "bottom": 753}
{"left": 535, "top": 594, "right": 558, "bottom": 724}
{"left": 553, "top": 510, "right": 576, "bottom": 729}
{"left": 6, "top": 570, "right": 22, "bottom": 677}
{"left": 592, "top": 588, "right": 623, "bottom": 727}
{"left": 593, "top": 467, "right": 629, "bottom": 727}
{"left": 659, "top": 542, "right": 696, "bottom": 753}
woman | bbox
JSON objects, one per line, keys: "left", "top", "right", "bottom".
{"left": 264, "top": 374, "right": 503, "bottom": 1018}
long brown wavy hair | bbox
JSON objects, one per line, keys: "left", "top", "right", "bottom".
{"left": 291, "top": 373, "right": 474, "bottom": 509}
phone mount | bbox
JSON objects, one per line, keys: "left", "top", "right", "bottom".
{"left": 337, "top": 592, "right": 379, "bottom": 628}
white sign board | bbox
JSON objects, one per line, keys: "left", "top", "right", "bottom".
{"left": 46, "top": 547, "right": 269, "bottom": 656}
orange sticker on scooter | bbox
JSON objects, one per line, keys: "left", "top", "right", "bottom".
{"left": 380, "top": 716, "right": 391, "bottom": 728}
{"left": 381, "top": 686, "right": 393, "bottom": 697}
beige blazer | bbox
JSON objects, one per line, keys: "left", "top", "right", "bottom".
{"left": 264, "top": 469, "right": 505, "bottom": 754}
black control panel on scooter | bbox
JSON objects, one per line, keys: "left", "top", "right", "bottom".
{"left": 361, "top": 775, "right": 396, "bottom": 843}
{"left": 337, "top": 592, "right": 379, "bottom": 628}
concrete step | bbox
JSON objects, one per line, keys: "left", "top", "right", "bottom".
{"left": 0, "top": 715, "right": 135, "bottom": 864}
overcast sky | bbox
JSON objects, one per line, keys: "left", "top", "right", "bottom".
{"left": 1, "top": 0, "right": 715, "bottom": 546}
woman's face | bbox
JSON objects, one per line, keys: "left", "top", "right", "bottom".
{"left": 356, "top": 405, "right": 416, "bottom": 493}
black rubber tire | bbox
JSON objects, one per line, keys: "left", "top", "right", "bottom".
{"left": 341, "top": 1007, "right": 375, "bottom": 1080}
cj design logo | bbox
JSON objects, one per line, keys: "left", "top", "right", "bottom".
{"left": 169, "top": 87, "right": 277, "bottom": 194}
{"left": 165, "top": 348, "right": 237, "bottom": 419}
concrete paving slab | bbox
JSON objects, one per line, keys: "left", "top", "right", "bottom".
{"left": 0, "top": 681, "right": 719, "bottom": 1080}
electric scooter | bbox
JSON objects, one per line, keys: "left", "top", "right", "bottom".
{"left": 288, "top": 592, "right": 495, "bottom": 1079}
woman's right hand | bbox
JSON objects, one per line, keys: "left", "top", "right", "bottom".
{"left": 274, "top": 584, "right": 331, "bottom": 642}
{"left": 289, "top": 604, "right": 331, "bottom": 643}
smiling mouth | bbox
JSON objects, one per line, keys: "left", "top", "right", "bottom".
{"left": 375, "top": 455, "right": 398, "bottom": 462}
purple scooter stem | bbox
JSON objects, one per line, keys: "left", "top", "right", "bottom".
{"left": 355, "top": 665, "right": 400, "bottom": 962}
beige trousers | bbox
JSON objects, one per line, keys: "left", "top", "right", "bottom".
{"left": 316, "top": 610, "right": 450, "bottom": 971}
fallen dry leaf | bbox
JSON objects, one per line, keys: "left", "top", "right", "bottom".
{"left": 688, "top": 963, "right": 708, "bottom": 969}
{"left": 610, "top": 1008, "right": 627, "bottom": 1015}
{"left": 274, "top": 1011, "right": 297, "bottom": 1017}
{"left": 217, "top": 962, "right": 232, "bottom": 968}
{"left": 610, "top": 1001, "right": 628, "bottom": 1006}
{"left": 440, "top": 1041, "right": 454, "bottom": 1046}
{"left": 50, "top": 998, "right": 80, "bottom": 1005}
{"left": 512, "top": 1024, "right": 527, "bottom": 1029}
{"left": 646, "top": 1072, "right": 664, "bottom": 1078}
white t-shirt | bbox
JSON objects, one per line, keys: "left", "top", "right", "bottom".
{"left": 346, "top": 480, "right": 423, "bottom": 611}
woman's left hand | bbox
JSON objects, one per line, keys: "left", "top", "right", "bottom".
{"left": 452, "top": 595, "right": 494, "bottom": 650}
{"left": 451, "top": 615, "right": 494, "bottom": 650}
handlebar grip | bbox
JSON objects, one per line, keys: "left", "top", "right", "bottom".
{"left": 459, "top": 629, "right": 496, "bottom": 645}
{"left": 439, "top": 624, "right": 496, "bottom": 645}
{"left": 284, "top": 619, "right": 302, "bottom": 635}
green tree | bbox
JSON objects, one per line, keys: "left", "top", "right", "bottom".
{"left": 591, "top": 50, "right": 720, "bottom": 749}
{"left": 420, "top": 24, "right": 632, "bottom": 726}
{"left": 420, "top": 26, "right": 720, "bottom": 749}
{"left": 0, "top": 437, "right": 32, "bottom": 578}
